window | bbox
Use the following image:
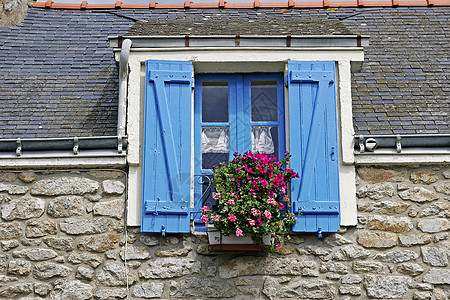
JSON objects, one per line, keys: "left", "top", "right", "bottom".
{"left": 193, "top": 73, "right": 285, "bottom": 230}
{"left": 141, "top": 60, "right": 340, "bottom": 235}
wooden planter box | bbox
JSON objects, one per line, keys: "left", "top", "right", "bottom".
{"left": 207, "top": 224, "right": 273, "bottom": 251}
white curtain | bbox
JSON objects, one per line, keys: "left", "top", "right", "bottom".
{"left": 201, "top": 127, "right": 229, "bottom": 153}
{"left": 252, "top": 126, "right": 274, "bottom": 154}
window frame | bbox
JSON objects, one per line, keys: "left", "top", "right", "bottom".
{"left": 193, "top": 72, "right": 286, "bottom": 231}
{"left": 122, "top": 47, "right": 363, "bottom": 228}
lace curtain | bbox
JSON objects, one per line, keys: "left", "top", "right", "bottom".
{"left": 252, "top": 126, "right": 274, "bottom": 154}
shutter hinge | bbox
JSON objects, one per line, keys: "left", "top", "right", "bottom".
{"left": 285, "top": 75, "right": 288, "bottom": 87}
{"left": 330, "top": 146, "right": 336, "bottom": 161}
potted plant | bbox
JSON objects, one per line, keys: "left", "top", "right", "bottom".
{"left": 201, "top": 151, "right": 299, "bottom": 252}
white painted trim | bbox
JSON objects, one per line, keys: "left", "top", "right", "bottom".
{"left": 0, "top": 156, "right": 126, "bottom": 168}
{"left": 355, "top": 153, "right": 450, "bottom": 165}
{"left": 125, "top": 47, "right": 363, "bottom": 227}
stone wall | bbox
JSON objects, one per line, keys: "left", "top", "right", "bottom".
{"left": 0, "top": 166, "right": 448, "bottom": 299}
{"left": 0, "top": 0, "right": 34, "bottom": 26}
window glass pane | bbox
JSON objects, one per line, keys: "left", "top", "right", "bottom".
{"left": 202, "top": 81, "right": 228, "bottom": 123}
{"left": 251, "top": 126, "right": 279, "bottom": 159}
{"left": 251, "top": 80, "right": 278, "bottom": 122}
{"left": 201, "top": 127, "right": 229, "bottom": 169}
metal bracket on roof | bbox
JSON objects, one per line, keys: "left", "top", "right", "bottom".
{"left": 16, "top": 138, "right": 22, "bottom": 157}
{"left": 73, "top": 137, "right": 79, "bottom": 155}
{"left": 396, "top": 135, "right": 402, "bottom": 153}
{"left": 118, "top": 135, "right": 123, "bottom": 154}
{"left": 358, "top": 135, "right": 365, "bottom": 153}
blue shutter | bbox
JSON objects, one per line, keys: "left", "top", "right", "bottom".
{"left": 288, "top": 61, "right": 340, "bottom": 234}
{"left": 141, "top": 60, "right": 193, "bottom": 234}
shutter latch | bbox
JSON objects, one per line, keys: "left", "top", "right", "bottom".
{"left": 161, "top": 225, "right": 166, "bottom": 236}
{"left": 330, "top": 147, "right": 335, "bottom": 161}
{"left": 317, "top": 227, "right": 323, "bottom": 239}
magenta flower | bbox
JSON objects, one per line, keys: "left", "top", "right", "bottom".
{"left": 278, "top": 202, "right": 285, "bottom": 210}
{"left": 227, "top": 213, "right": 237, "bottom": 222}
{"left": 236, "top": 228, "right": 243, "bottom": 237}
{"left": 201, "top": 206, "right": 210, "bottom": 214}
{"left": 201, "top": 215, "right": 209, "bottom": 224}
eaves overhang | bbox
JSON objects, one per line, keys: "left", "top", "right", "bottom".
{"left": 108, "top": 35, "right": 370, "bottom": 49}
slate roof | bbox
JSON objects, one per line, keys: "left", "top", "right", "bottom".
{"left": 0, "top": 6, "right": 449, "bottom": 138}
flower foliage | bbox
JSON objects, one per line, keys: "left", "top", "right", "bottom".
{"left": 202, "top": 151, "right": 299, "bottom": 252}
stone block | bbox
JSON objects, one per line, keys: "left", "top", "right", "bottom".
{"left": 33, "top": 262, "right": 72, "bottom": 279}
{"left": 421, "top": 246, "right": 448, "bottom": 267}
{"left": 0, "top": 183, "right": 28, "bottom": 195}
{"left": 419, "top": 202, "right": 450, "bottom": 218}
{"left": 357, "top": 167, "right": 407, "bottom": 183}
{"left": 132, "top": 282, "right": 164, "bottom": 298}
{"left": 341, "top": 274, "right": 362, "bottom": 284}
{"left": 423, "top": 268, "right": 450, "bottom": 284}
{"left": 1, "top": 196, "right": 44, "bottom": 220}
{"left": 171, "top": 277, "right": 238, "bottom": 298}
{"left": 357, "top": 200, "right": 409, "bottom": 215}
{"left": 67, "top": 252, "right": 103, "bottom": 268}
{"left": 218, "top": 256, "right": 316, "bottom": 279}
{"left": 399, "top": 234, "right": 432, "bottom": 246}
{"left": 332, "top": 244, "right": 371, "bottom": 260}
{"left": 413, "top": 291, "right": 432, "bottom": 300}
{"left": 0, "top": 283, "right": 33, "bottom": 298}
{"left": 94, "top": 288, "right": 128, "bottom": 300}
{"left": 31, "top": 176, "right": 99, "bottom": 196}
{"left": 367, "top": 215, "right": 413, "bottom": 233}
{"left": 434, "top": 182, "right": 450, "bottom": 195}
{"left": 374, "top": 249, "right": 419, "bottom": 263}
{"left": 18, "top": 172, "right": 37, "bottom": 183}
{"left": 0, "top": 222, "right": 22, "bottom": 239}
{"left": 47, "top": 196, "right": 84, "bottom": 218}
{"left": 77, "top": 233, "right": 120, "bottom": 252}
{"left": 364, "top": 275, "right": 411, "bottom": 299}
{"left": 50, "top": 279, "right": 93, "bottom": 300}
{"left": 76, "top": 266, "right": 95, "bottom": 281}
{"left": 357, "top": 231, "right": 397, "bottom": 248}
{"left": 319, "top": 262, "right": 349, "bottom": 274}
{"left": 262, "top": 276, "right": 336, "bottom": 299}
{"left": 34, "top": 282, "right": 51, "bottom": 297}
{"left": 97, "top": 261, "right": 137, "bottom": 286}
{"left": 139, "top": 258, "right": 201, "bottom": 279}
{"left": 397, "top": 263, "right": 424, "bottom": 277}
{"left": 60, "top": 217, "right": 119, "bottom": 235}
{"left": 120, "top": 245, "right": 150, "bottom": 260}
{"left": 356, "top": 183, "right": 395, "bottom": 200}
{"left": 399, "top": 187, "right": 439, "bottom": 203}
{"left": 43, "top": 236, "right": 75, "bottom": 251}
{"left": 93, "top": 199, "right": 124, "bottom": 219}
{"left": 7, "top": 259, "right": 32, "bottom": 276}
{"left": 154, "top": 247, "right": 191, "bottom": 257}
{"left": 352, "top": 261, "right": 388, "bottom": 273}
{"left": 418, "top": 219, "right": 450, "bottom": 233}
{"left": 12, "top": 248, "right": 57, "bottom": 261}
{"left": 0, "top": 172, "right": 17, "bottom": 182}
{"left": 339, "top": 285, "right": 362, "bottom": 296}
{"left": 410, "top": 171, "right": 438, "bottom": 184}
{"left": 102, "top": 180, "right": 125, "bottom": 195}
{"left": 25, "top": 219, "right": 57, "bottom": 238}
{"left": 1, "top": 239, "right": 19, "bottom": 251}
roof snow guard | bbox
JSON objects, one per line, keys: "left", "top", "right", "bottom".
{"left": 34, "top": 0, "right": 450, "bottom": 9}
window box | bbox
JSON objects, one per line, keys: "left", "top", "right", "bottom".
{"left": 207, "top": 224, "right": 273, "bottom": 252}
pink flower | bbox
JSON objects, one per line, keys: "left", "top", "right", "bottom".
{"left": 278, "top": 202, "right": 285, "bottom": 210}
{"left": 267, "top": 197, "right": 277, "bottom": 205}
{"left": 227, "top": 199, "right": 235, "bottom": 205}
{"left": 276, "top": 244, "right": 281, "bottom": 247}
{"left": 227, "top": 213, "right": 237, "bottom": 222}
{"left": 201, "top": 215, "right": 209, "bottom": 224}
{"left": 251, "top": 208, "right": 259, "bottom": 216}
{"left": 213, "top": 192, "right": 221, "bottom": 201}
{"left": 248, "top": 218, "right": 256, "bottom": 226}
{"left": 264, "top": 210, "right": 272, "bottom": 219}
{"left": 211, "top": 214, "right": 220, "bottom": 222}
{"left": 236, "top": 228, "right": 243, "bottom": 237}
{"left": 201, "top": 206, "right": 210, "bottom": 214}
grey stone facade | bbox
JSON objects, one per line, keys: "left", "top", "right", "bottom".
{"left": 0, "top": 166, "right": 448, "bottom": 299}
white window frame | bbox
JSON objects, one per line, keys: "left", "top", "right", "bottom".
{"left": 121, "top": 47, "right": 364, "bottom": 227}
